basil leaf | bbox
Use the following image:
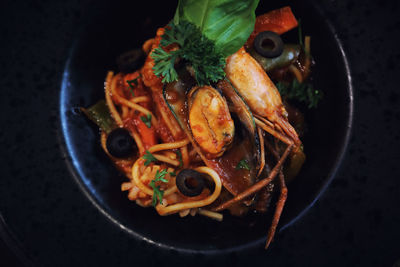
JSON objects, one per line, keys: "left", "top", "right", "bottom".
{"left": 173, "top": 0, "right": 259, "bottom": 56}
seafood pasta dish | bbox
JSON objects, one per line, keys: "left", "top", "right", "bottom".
{"left": 82, "top": 0, "right": 322, "bottom": 249}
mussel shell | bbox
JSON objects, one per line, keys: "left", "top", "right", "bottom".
{"left": 187, "top": 85, "right": 235, "bottom": 158}
{"left": 163, "top": 71, "right": 261, "bottom": 198}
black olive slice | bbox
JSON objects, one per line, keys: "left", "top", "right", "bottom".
{"left": 176, "top": 169, "right": 205, "bottom": 197}
{"left": 253, "top": 31, "right": 284, "bottom": 58}
{"left": 116, "top": 49, "right": 145, "bottom": 73}
{"left": 106, "top": 128, "right": 136, "bottom": 158}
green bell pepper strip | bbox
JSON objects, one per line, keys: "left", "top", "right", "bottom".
{"left": 81, "top": 100, "right": 117, "bottom": 134}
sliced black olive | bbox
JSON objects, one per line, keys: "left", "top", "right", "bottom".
{"left": 176, "top": 169, "right": 205, "bottom": 197}
{"left": 248, "top": 44, "right": 301, "bottom": 72}
{"left": 116, "top": 49, "right": 145, "bottom": 73}
{"left": 106, "top": 128, "right": 136, "bottom": 158}
{"left": 253, "top": 31, "right": 284, "bottom": 58}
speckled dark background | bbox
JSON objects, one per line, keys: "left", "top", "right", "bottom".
{"left": 1, "top": 0, "right": 399, "bottom": 266}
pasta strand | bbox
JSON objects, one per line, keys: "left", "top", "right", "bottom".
{"left": 105, "top": 71, "right": 123, "bottom": 126}
{"left": 155, "top": 166, "right": 222, "bottom": 216}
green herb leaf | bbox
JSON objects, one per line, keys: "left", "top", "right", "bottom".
{"left": 154, "top": 169, "right": 169, "bottom": 183}
{"left": 173, "top": 0, "right": 259, "bottom": 56}
{"left": 149, "top": 169, "right": 169, "bottom": 206}
{"left": 127, "top": 77, "right": 139, "bottom": 88}
{"left": 140, "top": 113, "right": 152, "bottom": 128}
{"left": 176, "top": 150, "right": 183, "bottom": 168}
{"left": 276, "top": 80, "right": 323, "bottom": 109}
{"left": 142, "top": 150, "right": 157, "bottom": 166}
{"left": 149, "top": 181, "right": 164, "bottom": 207}
{"left": 236, "top": 158, "right": 251, "bottom": 171}
{"left": 126, "top": 77, "right": 139, "bottom": 97}
{"left": 169, "top": 171, "right": 177, "bottom": 177}
{"left": 153, "top": 0, "right": 259, "bottom": 85}
{"left": 151, "top": 47, "right": 180, "bottom": 83}
{"left": 152, "top": 21, "right": 226, "bottom": 85}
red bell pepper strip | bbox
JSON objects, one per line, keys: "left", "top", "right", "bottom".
{"left": 123, "top": 72, "right": 157, "bottom": 151}
{"left": 245, "top": 6, "right": 298, "bottom": 49}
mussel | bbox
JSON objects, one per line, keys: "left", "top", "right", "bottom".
{"left": 163, "top": 70, "right": 261, "bottom": 199}
{"left": 187, "top": 85, "right": 235, "bottom": 159}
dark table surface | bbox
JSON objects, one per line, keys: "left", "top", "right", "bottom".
{"left": 1, "top": 0, "right": 400, "bottom": 266}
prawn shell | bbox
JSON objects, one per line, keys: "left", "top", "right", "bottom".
{"left": 226, "top": 47, "right": 284, "bottom": 118}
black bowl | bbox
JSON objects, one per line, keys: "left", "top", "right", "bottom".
{"left": 59, "top": 0, "right": 353, "bottom": 253}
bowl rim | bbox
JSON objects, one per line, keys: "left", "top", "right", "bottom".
{"left": 279, "top": 2, "right": 354, "bottom": 232}
{"left": 57, "top": 1, "right": 354, "bottom": 254}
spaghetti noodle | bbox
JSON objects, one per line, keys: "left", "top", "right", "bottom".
{"left": 83, "top": 3, "right": 316, "bottom": 249}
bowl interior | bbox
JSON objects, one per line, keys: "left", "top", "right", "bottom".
{"left": 60, "top": 0, "right": 352, "bottom": 252}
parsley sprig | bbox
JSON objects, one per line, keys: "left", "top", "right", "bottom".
{"left": 149, "top": 169, "right": 169, "bottom": 207}
{"left": 126, "top": 76, "right": 139, "bottom": 97}
{"left": 236, "top": 159, "right": 251, "bottom": 171}
{"left": 140, "top": 114, "right": 152, "bottom": 128}
{"left": 142, "top": 150, "right": 157, "bottom": 166}
{"left": 276, "top": 80, "right": 323, "bottom": 109}
{"left": 151, "top": 21, "right": 226, "bottom": 85}
{"left": 176, "top": 150, "right": 183, "bottom": 168}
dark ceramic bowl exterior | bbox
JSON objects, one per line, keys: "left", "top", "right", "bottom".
{"left": 59, "top": 0, "right": 352, "bottom": 253}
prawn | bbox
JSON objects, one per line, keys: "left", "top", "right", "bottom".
{"left": 225, "top": 47, "right": 301, "bottom": 150}
{"left": 221, "top": 47, "right": 303, "bottom": 249}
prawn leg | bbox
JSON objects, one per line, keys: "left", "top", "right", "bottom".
{"left": 213, "top": 144, "right": 293, "bottom": 211}
{"left": 255, "top": 117, "right": 294, "bottom": 146}
{"left": 265, "top": 169, "right": 287, "bottom": 249}
{"left": 263, "top": 138, "right": 288, "bottom": 249}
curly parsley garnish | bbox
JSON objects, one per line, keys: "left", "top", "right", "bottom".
{"left": 151, "top": 0, "right": 258, "bottom": 85}
{"left": 149, "top": 169, "right": 169, "bottom": 207}
{"left": 140, "top": 114, "right": 152, "bottom": 128}
{"left": 276, "top": 80, "right": 323, "bottom": 109}
{"left": 236, "top": 159, "right": 251, "bottom": 171}
{"left": 142, "top": 150, "right": 157, "bottom": 166}
{"left": 151, "top": 21, "right": 226, "bottom": 85}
